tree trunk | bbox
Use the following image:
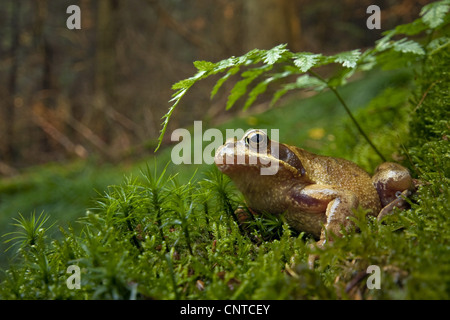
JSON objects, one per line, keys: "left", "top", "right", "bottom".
{"left": 243, "top": 0, "right": 302, "bottom": 52}
{"left": 93, "top": 0, "right": 120, "bottom": 148}
{"left": 3, "top": 0, "right": 21, "bottom": 163}
{"left": 95, "top": 0, "right": 118, "bottom": 98}
{"left": 36, "top": 0, "right": 55, "bottom": 154}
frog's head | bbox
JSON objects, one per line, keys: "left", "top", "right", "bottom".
{"left": 214, "top": 129, "right": 306, "bottom": 182}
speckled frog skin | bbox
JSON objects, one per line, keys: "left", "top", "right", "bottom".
{"left": 214, "top": 129, "right": 414, "bottom": 245}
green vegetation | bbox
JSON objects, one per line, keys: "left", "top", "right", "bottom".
{"left": 0, "top": 1, "right": 448, "bottom": 299}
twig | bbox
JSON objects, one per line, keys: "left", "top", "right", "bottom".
{"left": 64, "top": 112, "right": 114, "bottom": 158}
{"left": 413, "top": 81, "right": 437, "bottom": 113}
{"left": 32, "top": 103, "right": 88, "bottom": 158}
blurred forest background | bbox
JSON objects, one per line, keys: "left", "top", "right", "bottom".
{"left": 0, "top": 0, "right": 429, "bottom": 175}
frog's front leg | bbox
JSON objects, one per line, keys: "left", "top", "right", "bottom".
{"left": 288, "top": 184, "right": 360, "bottom": 269}
{"left": 288, "top": 184, "right": 360, "bottom": 244}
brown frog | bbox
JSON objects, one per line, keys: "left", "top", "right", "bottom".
{"left": 214, "top": 129, "right": 414, "bottom": 248}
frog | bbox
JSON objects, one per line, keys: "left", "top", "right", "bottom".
{"left": 214, "top": 129, "right": 414, "bottom": 249}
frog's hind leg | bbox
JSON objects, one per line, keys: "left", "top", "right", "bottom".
{"left": 377, "top": 189, "right": 413, "bottom": 221}
{"left": 372, "top": 162, "right": 415, "bottom": 221}
{"left": 288, "top": 185, "right": 360, "bottom": 243}
{"left": 319, "top": 191, "right": 360, "bottom": 245}
{"left": 295, "top": 186, "right": 359, "bottom": 269}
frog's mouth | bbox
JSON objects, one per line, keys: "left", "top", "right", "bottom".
{"left": 214, "top": 141, "right": 281, "bottom": 176}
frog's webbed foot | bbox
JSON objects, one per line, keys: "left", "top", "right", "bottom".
{"left": 234, "top": 206, "right": 252, "bottom": 225}
{"left": 377, "top": 189, "right": 413, "bottom": 221}
{"left": 233, "top": 206, "right": 265, "bottom": 243}
{"left": 373, "top": 162, "right": 416, "bottom": 221}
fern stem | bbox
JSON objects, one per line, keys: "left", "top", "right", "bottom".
{"left": 308, "top": 70, "right": 386, "bottom": 162}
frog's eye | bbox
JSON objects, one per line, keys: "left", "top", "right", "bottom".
{"left": 245, "top": 130, "right": 268, "bottom": 149}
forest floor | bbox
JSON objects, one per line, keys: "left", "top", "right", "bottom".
{"left": 0, "top": 57, "right": 448, "bottom": 299}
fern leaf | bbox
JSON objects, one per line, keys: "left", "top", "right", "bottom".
{"left": 172, "top": 78, "right": 194, "bottom": 90}
{"left": 421, "top": 0, "right": 450, "bottom": 29}
{"left": 263, "top": 44, "right": 289, "bottom": 65}
{"left": 292, "top": 53, "right": 322, "bottom": 72}
{"left": 226, "top": 65, "right": 272, "bottom": 110}
{"left": 374, "top": 30, "right": 396, "bottom": 52}
{"left": 393, "top": 18, "right": 428, "bottom": 36}
{"left": 236, "top": 48, "right": 264, "bottom": 65}
{"left": 243, "top": 79, "right": 270, "bottom": 110}
{"left": 427, "top": 36, "right": 450, "bottom": 55}
{"left": 212, "top": 57, "right": 238, "bottom": 73}
{"left": 392, "top": 39, "right": 425, "bottom": 55}
{"left": 332, "top": 49, "right": 361, "bottom": 68}
{"left": 193, "top": 60, "right": 216, "bottom": 72}
{"left": 172, "top": 70, "right": 208, "bottom": 90}
{"left": 210, "top": 66, "right": 240, "bottom": 99}
{"left": 270, "top": 75, "right": 323, "bottom": 106}
{"left": 243, "top": 70, "right": 293, "bottom": 110}
{"left": 156, "top": 88, "right": 189, "bottom": 151}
